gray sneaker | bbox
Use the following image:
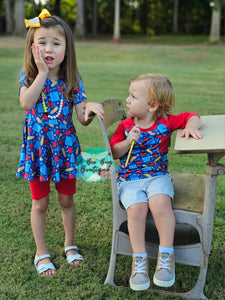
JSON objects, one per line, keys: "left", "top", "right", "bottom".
{"left": 129, "top": 256, "right": 150, "bottom": 291}
{"left": 153, "top": 252, "right": 175, "bottom": 287}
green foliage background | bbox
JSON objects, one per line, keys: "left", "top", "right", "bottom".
{"left": 1, "top": 0, "right": 223, "bottom": 35}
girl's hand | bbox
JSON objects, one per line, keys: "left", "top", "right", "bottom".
{"left": 84, "top": 102, "right": 104, "bottom": 122}
{"left": 31, "top": 43, "right": 49, "bottom": 75}
{"left": 127, "top": 125, "right": 140, "bottom": 145}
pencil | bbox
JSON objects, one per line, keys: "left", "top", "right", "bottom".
{"left": 125, "top": 140, "right": 135, "bottom": 167}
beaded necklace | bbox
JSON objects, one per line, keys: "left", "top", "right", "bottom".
{"left": 41, "top": 85, "right": 64, "bottom": 119}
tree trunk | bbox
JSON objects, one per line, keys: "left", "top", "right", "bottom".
{"left": 75, "top": 0, "right": 85, "bottom": 39}
{"left": 54, "top": 0, "right": 61, "bottom": 17}
{"left": 209, "top": 0, "right": 221, "bottom": 44}
{"left": 14, "top": 0, "right": 26, "bottom": 36}
{"left": 92, "top": 0, "right": 98, "bottom": 37}
{"left": 113, "top": 0, "right": 120, "bottom": 42}
{"left": 5, "top": 0, "right": 13, "bottom": 34}
{"left": 172, "top": 0, "right": 179, "bottom": 34}
{"left": 0, "top": 1, "right": 2, "bottom": 33}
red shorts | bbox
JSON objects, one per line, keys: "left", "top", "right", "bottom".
{"left": 29, "top": 177, "right": 76, "bottom": 200}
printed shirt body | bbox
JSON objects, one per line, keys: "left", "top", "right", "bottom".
{"left": 17, "top": 73, "right": 87, "bottom": 182}
{"left": 110, "top": 113, "right": 198, "bottom": 183}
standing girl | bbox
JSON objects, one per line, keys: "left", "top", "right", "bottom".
{"left": 17, "top": 9, "right": 104, "bottom": 276}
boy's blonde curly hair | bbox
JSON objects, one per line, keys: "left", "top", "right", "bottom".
{"left": 130, "top": 73, "right": 175, "bottom": 120}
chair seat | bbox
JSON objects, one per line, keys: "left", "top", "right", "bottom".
{"left": 119, "top": 219, "right": 200, "bottom": 246}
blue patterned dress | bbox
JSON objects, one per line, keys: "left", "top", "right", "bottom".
{"left": 17, "top": 73, "right": 87, "bottom": 183}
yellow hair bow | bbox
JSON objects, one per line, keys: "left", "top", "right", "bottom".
{"left": 24, "top": 9, "right": 51, "bottom": 28}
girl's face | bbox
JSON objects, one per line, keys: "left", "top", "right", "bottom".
{"left": 33, "top": 26, "right": 66, "bottom": 78}
{"left": 126, "top": 80, "right": 151, "bottom": 119}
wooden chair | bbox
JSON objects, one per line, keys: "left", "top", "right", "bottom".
{"left": 97, "top": 98, "right": 225, "bottom": 299}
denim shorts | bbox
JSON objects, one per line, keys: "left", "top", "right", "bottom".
{"left": 118, "top": 174, "right": 174, "bottom": 209}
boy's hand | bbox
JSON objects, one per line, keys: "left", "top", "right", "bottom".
{"left": 181, "top": 116, "right": 202, "bottom": 140}
{"left": 180, "top": 126, "right": 202, "bottom": 140}
{"left": 127, "top": 125, "right": 140, "bottom": 144}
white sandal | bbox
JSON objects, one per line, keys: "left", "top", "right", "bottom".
{"left": 64, "top": 246, "right": 83, "bottom": 264}
{"left": 34, "top": 253, "right": 56, "bottom": 275}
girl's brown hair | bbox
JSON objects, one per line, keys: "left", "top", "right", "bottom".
{"left": 22, "top": 15, "right": 79, "bottom": 100}
{"left": 130, "top": 73, "right": 175, "bottom": 120}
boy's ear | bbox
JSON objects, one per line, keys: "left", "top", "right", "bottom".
{"left": 148, "top": 100, "right": 159, "bottom": 112}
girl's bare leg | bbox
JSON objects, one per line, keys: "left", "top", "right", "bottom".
{"left": 31, "top": 196, "right": 57, "bottom": 275}
{"left": 57, "top": 192, "right": 82, "bottom": 265}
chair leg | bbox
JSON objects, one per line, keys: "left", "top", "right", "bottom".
{"left": 157, "top": 265, "right": 208, "bottom": 299}
{"left": 182, "top": 266, "right": 208, "bottom": 299}
{"left": 104, "top": 249, "right": 117, "bottom": 287}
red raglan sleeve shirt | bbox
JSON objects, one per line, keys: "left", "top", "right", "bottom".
{"left": 110, "top": 113, "right": 199, "bottom": 183}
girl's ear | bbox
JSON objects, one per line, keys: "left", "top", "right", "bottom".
{"left": 148, "top": 100, "right": 159, "bottom": 112}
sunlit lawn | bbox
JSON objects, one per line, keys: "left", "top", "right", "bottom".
{"left": 0, "top": 35, "right": 225, "bottom": 299}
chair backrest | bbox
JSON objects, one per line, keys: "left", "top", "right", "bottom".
{"left": 101, "top": 98, "right": 127, "bottom": 130}
{"left": 98, "top": 99, "right": 127, "bottom": 208}
{"left": 100, "top": 98, "right": 127, "bottom": 140}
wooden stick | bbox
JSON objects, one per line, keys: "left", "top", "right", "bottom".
{"left": 125, "top": 140, "right": 135, "bottom": 167}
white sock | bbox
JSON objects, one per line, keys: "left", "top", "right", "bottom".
{"left": 133, "top": 252, "right": 147, "bottom": 259}
{"left": 159, "top": 246, "right": 174, "bottom": 255}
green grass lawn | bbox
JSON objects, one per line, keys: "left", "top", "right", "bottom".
{"left": 0, "top": 35, "right": 225, "bottom": 299}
